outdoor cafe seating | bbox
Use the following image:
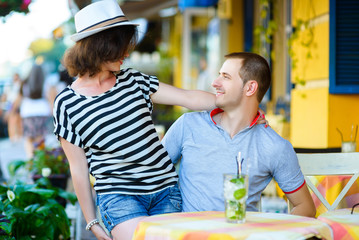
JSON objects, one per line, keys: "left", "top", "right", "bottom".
{"left": 132, "top": 152, "right": 359, "bottom": 240}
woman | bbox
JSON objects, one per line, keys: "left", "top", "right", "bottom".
{"left": 4, "top": 73, "right": 23, "bottom": 142}
{"left": 53, "top": 1, "right": 217, "bottom": 239}
{"left": 17, "top": 64, "right": 51, "bottom": 158}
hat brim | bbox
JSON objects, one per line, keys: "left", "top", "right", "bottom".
{"left": 71, "top": 21, "right": 139, "bottom": 42}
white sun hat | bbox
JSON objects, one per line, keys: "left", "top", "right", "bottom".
{"left": 71, "top": 0, "right": 139, "bottom": 42}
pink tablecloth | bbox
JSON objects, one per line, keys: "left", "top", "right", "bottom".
{"left": 133, "top": 211, "right": 332, "bottom": 240}
{"left": 318, "top": 208, "right": 359, "bottom": 240}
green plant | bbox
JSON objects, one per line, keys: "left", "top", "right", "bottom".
{"left": 287, "top": 18, "right": 315, "bottom": 86}
{"left": 0, "top": 178, "right": 77, "bottom": 239}
{"left": 253, "top": 0, "right": 316, "bottom": 87}
{"left": 9, "top": 146, "right": 69, "bottom": 178}
{"left": 30, "top": 147, "right": 69, "bottom": 176}
{"left": 253, "top": 0, "right": 278, "bottom": 60}
{"left": 0, "top": 0, "right": 31, "bottom": 18}
{"left": 156, "top": 44, "right": 173, "bottom": 85}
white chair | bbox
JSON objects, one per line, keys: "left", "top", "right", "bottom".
{"left": 297, "top": 152, "right": 359, "bottom": 212}
{"left": 65, "top": 202, "right": 82, "bottom": 240}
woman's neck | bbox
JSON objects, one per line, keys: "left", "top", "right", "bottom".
{"left": 72, "top": 71, "right": 116, "bottom": 96}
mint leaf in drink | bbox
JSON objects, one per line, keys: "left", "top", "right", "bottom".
{"left": 230, "top": 177, "right": 244, "bottom": 185}
{"left": 235, "top": 202, "right": 245, "bottom": 218}
{"left": 234, "top": 188, "right": 246, "bottom": 200}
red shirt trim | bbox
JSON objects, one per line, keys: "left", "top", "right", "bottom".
{"left": 283, "top": 180, "right": 306, "bottom": 194}
{"left": 249, "top": 112, "right": 260, "bottom": 127}
{"left": 210, "top": 108, "right": 223, "bottom": 124}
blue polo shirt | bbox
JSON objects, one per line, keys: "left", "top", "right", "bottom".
{"left": 162, "top": 109, "right": 304, "bottom": 212}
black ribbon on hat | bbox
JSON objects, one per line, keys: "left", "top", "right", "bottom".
{"left": 79, "top": 15, "right": 128, "bottom": 33}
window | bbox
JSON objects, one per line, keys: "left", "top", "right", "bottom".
{"left": 329, "top": 0, "right": 359, "bottom": 94}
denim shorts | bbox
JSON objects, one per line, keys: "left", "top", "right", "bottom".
{"left": 96, "top": 184, "right": 182, "bottom": 232}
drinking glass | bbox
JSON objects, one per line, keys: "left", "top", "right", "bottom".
{"left": 342, "top": 141, "right": 356, "bottom": 153}
{"left": 223, "top": 173, "right": 248, "bottom": 223}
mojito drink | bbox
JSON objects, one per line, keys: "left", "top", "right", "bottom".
{"left": 223, "top": 174, "right": 248, "bottom": 223}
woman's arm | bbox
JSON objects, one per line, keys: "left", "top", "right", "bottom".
{"left": 60, "top": 138, "right": 111, "bottom": 239}
{"left": 151, "top": 82, "right": 268, "bottom": 126}
{"left": 151, "top": 82, "right": 216, "bottom": 111}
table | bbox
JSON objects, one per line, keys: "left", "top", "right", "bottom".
{"left": 318, "top": 208, "right": 359, "bottom": 240}
{"left": 133, "top": 211, "right": 332, "bottom": 240}
{"left": 308, "top": 176, "right": 359, "bottom": 216}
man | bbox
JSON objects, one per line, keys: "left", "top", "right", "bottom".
{"left": 162, "top": 52, "right": 316, "bottom": 217}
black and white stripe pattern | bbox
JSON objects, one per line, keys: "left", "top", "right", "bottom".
{"left": 53, "top": 68, "right": 178, "bottom": 195}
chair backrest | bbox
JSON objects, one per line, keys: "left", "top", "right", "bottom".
{"left": 297, "top": 152, "right": 359, "bottom": 212}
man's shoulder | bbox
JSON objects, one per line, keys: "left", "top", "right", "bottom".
{"left": 252, "top": 125, "right": 294, "bottom": 152}
{"left": 254, "top": 124, "right": 286, "bottom": 140}
{"left": 182, "top": 111, "right": 209, "bottom": 120}
{"left": 173, "top": 111, "right": 211, "bottom": 129}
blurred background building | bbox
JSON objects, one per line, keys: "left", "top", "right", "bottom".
{"left": 0, "top": 0, "right": 358, "bottom": 151}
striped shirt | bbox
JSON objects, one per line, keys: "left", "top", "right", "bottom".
{"left": 53, "top": 68, "right": 178, "bottom": 195}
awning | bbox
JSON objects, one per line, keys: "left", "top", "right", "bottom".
{"left": 119, "top": 0, "right": 178, "bottom": 20}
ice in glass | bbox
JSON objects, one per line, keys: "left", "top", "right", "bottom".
{"left": 223, "top": 173, "right": 248, "bottom": 223}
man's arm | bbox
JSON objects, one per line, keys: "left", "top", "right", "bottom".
{"left": 285, "top": 184, "right": 316, "bottom": 218}
{"left": 161, "top": 114, "right": 185, "bottom": 165}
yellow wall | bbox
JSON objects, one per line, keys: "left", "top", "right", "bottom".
{"left": 290, "top": 0, "right": 329, "bottom": 149}
{"left": 291, "top": 0, "right": 329, "bottom": 83}
{"left": 290, "top": 0, "right": 359, "bottom": 150}
{"left": 292, "top": 0, "right": 329, "bottom": 21}
{"left": 173, "top": 14, "right": 183, "bottom": 89}
{"left": 328, "top": 95, "right": 359, "bottom": 151}
{"left": 227, "top": 0, "right": 244, "bottom": 53}
{"left": 291, "top": 21, "right": 329, "bottom": 82}
{"left": 291, "top": 87, "right": 329, "bottom": 148}
{"left": 291, "top": 89, "right": 359, "bottom": 151}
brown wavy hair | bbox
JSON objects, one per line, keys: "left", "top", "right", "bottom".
{"left": 21, "top": 64, "right": 45, "bottom": 99}
{"left": 63, "top": 25, "right": 138, "bottom": 78}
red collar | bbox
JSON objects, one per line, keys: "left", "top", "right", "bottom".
{"left": 210, "top": 108, "right": 260, "bottom": 127}
{"left": 210, "top": 108, "right": 223, "bottom": 124}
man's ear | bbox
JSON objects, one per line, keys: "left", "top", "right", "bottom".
{"left": 245, "top": 80, "right": 258, "bottom": 97}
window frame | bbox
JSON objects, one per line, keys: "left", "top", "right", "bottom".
{"left": 329, "top": 0, "right": 359, "bottom": 94}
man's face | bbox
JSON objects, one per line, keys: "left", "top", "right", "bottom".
{"left": 211, "top": 58, "right": 245, "bottom": 109}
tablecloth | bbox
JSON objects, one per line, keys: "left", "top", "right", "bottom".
{"left": 133, "top": 211, "right": 332, "bottom": 240}
{"left": 318, "top": 208, "right": 359, "bottom": 240}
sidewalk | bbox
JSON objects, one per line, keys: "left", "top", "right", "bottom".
{"left": 0, "top": 137, "right": 27, "bottom": 182}
{"left": 0, "top": 136, "right": 97, "bottom": 240}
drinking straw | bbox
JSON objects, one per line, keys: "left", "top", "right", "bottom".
{"left": 237, "top": 152, "right": 242, "bottom": 176}
{"left": 336, "top": 128, "right": 343, "bottom": 142}
{"left": 354, "top": 125, "right": 358, "bottom": 142}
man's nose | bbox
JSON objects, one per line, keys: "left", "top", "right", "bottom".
{"left": 212, "top": 77, "right": 221, "bottom": 87}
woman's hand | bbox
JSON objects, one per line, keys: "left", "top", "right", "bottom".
{"left": 257, "top": 108, "right": 269, "bottom": 128}
{"left": 92, "top": 224, "right": 112, "bottom": 240}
